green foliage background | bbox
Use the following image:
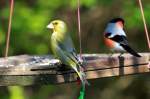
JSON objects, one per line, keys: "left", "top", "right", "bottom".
{"left": 0, "top": 0, "right": 150, "bottom": 99}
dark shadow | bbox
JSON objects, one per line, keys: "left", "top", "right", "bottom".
{"left": 118, "top": 56, "right": 125, "bottom": 76}
{"left": 32, "top": 63, "right": 76, "bottom": 85}
{"left": 56, "top": 64, "right": 73, "bottom": 83}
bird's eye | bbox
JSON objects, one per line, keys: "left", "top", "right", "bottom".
{"left": 53, "top": 22, "right": 58, "bottom": 25}
{"left": 105, "top": 33, "right": 111, "bottom": 38}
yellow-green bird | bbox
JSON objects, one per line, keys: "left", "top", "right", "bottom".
{"left": 47, "top": 20, "right": 89, "bottom": 87}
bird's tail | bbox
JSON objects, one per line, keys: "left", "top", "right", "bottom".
{"left": 121, "top": 44, "right": 141, "bottom": 57}
{"left": 72, "top": 65, "right": 89, "bottom": 99}
{"left": 72, "top": 65, "right": 90, "bottom": 86}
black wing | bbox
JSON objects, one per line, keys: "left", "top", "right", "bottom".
{"left": 109, "top": 35, "right": 141, "bottom": 57}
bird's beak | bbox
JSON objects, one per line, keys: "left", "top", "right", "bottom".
{"left": 47, "top": 23, "right": 54, "bottom": 29}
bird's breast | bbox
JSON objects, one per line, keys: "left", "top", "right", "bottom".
{"left": 104, "top": 37, "right": 125, "bottom": 52}
{"left": 104, "top": 37, "right": 115, "bottom": 48}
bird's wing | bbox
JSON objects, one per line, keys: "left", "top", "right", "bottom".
{"left": 54, "top": 35, "right": 89, "bottom": 85}
{"left": 108, "top": 35, "right": 129, "bottom": 45}
{"left": 57, "top": 36, "right": 80, "bottom": 65}
{"left": 106, "top": 34, "right": 141, "bottom": 57}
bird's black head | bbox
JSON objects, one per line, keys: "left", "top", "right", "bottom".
{"left": 109, "top": 18, "right": 124, "bottom": 24}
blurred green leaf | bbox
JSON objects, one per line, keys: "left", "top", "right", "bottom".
{"left": 8, "top": 86, "right": 25, "bottom": 99}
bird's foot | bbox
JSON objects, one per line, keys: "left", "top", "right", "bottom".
{"left": 118, "top": 53, "right": 124, "bottom": 58}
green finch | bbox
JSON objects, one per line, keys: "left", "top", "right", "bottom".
{"left": 47, "top": 20, "right": 89, "bottom": 87}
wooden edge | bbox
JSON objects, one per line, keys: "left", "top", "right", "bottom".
{"left": 0, "top": 53, "right": 149, "bottom": 86}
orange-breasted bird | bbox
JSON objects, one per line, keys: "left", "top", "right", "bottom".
{"left": 104, "top": 18, "right": 141, "bottom": 57}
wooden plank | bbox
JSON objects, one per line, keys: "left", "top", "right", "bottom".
{"left": 0, "top": 53, "right": 149, "bottom": 86}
